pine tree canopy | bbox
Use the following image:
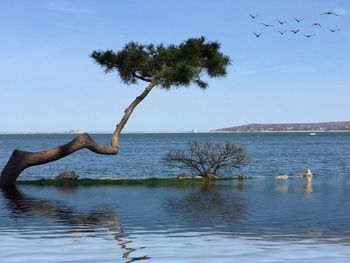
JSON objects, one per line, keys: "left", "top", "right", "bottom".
{"left": 91, "top": 36, "right": 230, "bottom": 89}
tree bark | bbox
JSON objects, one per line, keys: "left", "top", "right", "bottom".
{"left": 0, "top": 80, "right": 156, "bottom": 185}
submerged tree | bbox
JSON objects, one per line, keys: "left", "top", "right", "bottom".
{"left": 163, "top": 141, "right": 248, "bottom": 179}
{"left": 0, "top": 37, "right": 230, "bottom": 185}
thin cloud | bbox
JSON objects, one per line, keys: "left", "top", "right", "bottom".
{"left": 333, "top": 7, "right": 347, "bottom": 16}
{"left": 45, "top": 1, "right": 91, "bottom": 14}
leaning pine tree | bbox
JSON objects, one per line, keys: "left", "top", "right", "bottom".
{"left": 0, "top": 37, "right": 230, "bottom": 185}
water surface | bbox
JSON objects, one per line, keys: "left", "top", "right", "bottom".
{"left": 1, "top": 133, "right": 349, "bottom": 179}
{"left": 1, "top": 133, "right": 350, "bottom": 262}
{"left": 1, "top": 180, "right": 350, "bottom": 262}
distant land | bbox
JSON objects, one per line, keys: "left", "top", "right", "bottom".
{"left": 3, "top": 122, "right": 350, "bottom": 134}
{"left": 214, "top": 121, "right": 350, "bottom": 132}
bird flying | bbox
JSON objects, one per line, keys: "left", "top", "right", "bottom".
{"left": 303, "top": 34, "right": 315, "bottom": 38}
{"left": 294, "top": 18, "right": 304, "bottom": 23}
{"left": 277, "top": 19, "right": 287, "bottom": 25}
{"left": 290, "top": 29, "right": 300, "bottom": 34}
{"left": 249, "top": 14, "right": 258, "bottom": 19}
{"left": 261, "top": 23, "right": 274, "bottom": 27}
{"left": 253, "top": 32, "right": 262, "bottom": 38}
{"left": 321, "top": 12, "right": 339, "bottom": 16}
{"left": 328, "top": 28, "right": 340, "bottom": 32}
{"left": 312, "top": 23, "right": 322, "bottom": 28}
{"left": 278, "top": 30, "right": 287, "bottom": 35}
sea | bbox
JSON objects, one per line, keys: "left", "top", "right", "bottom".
{"left": 1, "top": 132, "right": 350, "bottom": 262}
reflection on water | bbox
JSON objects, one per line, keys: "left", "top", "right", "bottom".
{"left": 274, "top": 180, "right": 314, "bottom": 196}
{"left": 0, "top": 185, "right": 149, "bottom": 262}
{"left": 1, "top": 179, "right": 350, "bottom": 262}
{"left": 164, "top": 184, "right": 248, "bottom": 226}
{"left": 2, "top": 186, "right": 107, "bottom": 228}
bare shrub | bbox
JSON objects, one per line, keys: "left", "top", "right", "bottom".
{"left": 163, "top": 141, "right": 248, "bottom": 179}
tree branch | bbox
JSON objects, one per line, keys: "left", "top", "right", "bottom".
{"left": 133, "top": 73, "right": 152, "bottom": 82}
{"left": 0, "top": 80, "right": 157, "bottom": 185}
{"left": 111, "top": 80, "right": 156, "bottom": 147}
{"left": 163, "top": 141, "right": 248, "bottom": 178}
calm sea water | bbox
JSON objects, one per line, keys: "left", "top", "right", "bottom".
{"left": 0, "top": 132, "right": 350, "bottom": 179}
{"left": 1, "top": 133, "right": 350, "bottom": 262}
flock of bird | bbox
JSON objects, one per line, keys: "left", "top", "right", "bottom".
{"left": 250, "top": 11, "right": 341, "bottom": 38}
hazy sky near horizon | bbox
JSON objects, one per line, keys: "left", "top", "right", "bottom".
{"left": 1, "top": 0, "right": 350, "bottom": 132}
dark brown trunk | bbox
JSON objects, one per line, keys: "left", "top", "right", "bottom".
{"left": 0, "top": 81, "right": 156, "bottom": 185}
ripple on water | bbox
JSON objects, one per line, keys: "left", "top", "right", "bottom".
{"left": 1, "top": 181, "right": 350, "bottom": 262}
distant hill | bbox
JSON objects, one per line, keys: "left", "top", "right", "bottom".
{"left": 214, "top": 121, "right": 350, "bottom": 132}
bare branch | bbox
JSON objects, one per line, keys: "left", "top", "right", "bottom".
{"left": 163, "top": 141, "right": 248, "bottom": 178}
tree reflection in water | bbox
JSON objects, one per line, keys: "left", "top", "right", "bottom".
{"left": 0, "top": 185, "right": 149, "bottom": 263}
{"left": 163, "top": 183, "right": 248, "bottom": 228}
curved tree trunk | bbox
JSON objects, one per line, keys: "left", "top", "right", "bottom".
{"left": 0, "top": 81, "right": 156, "bottom": 185}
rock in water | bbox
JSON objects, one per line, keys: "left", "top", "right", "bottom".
{"left": 177, "top": 172, "right": 191, "bottom": 178}
{"left": 304, "top": 169, "right": 313, "bottom": 181}
{"left": 275, "top": 175, "right": 289, "bottom": 179}
{"left": 55, "top": 171, "right": 79, "bottom": 180}
{"left": 276, "top": 169, "right": 313, "bottom": 181}
{"left": 295, "top": 169, "right": 313, "bottom": 179}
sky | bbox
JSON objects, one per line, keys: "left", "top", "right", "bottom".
{"left": 0, "top": 0, "right": 349, "bottom": 132}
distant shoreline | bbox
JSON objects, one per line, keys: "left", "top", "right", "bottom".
{"left": 210, "top": 130, "right": 350, "bottom": 133}
{"left": 215, "top": 121, "right": 350, "bottom": 133}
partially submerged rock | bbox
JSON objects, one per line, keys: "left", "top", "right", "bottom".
{"left": 177, "top": 173, "right": 191, "bottom": 179}
{"left": 55, "top": 171, "right": 79, "bottom": 180}
{"left": 275, "top": 175, "right": 289, "bottom": 179}
{"left": 177, "top": 173, "right": 216, "bottom": 179}
{"left": 305, "top": 168, "right": 313, "bottom": 179}
{"left": 100, "top": 177, "right": 122, "bottom": 180}
{"left": 296, "top": 168, "right": 313, "bottom": 181}
{"left": 275, "top": 169, "right": 313, "bottom": 181}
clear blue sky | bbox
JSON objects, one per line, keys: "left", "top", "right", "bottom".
{"left": 1, "top": 0, "right": 349, "bottom": 132}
